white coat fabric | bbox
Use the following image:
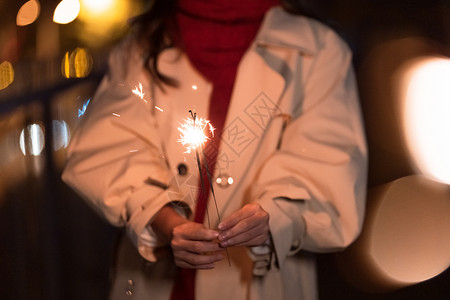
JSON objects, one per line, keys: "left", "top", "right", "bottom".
{"left": 62, "top": 6, "right": 367, "bottom": 300}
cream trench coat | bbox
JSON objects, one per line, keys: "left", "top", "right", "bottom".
{"left": 62, "top": 6, "right": 367, "bottom": 300}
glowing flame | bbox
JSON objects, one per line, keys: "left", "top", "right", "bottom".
{"left": 178, "top": 112, "right": 214, "bottom": 153}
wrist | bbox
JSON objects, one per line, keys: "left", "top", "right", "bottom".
{"left": 151, "top": 204, "right": 188, "bottom": 243}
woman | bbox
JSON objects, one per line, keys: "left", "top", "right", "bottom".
{"left": 62, "top": 0, "right": 367, "bottom": 299}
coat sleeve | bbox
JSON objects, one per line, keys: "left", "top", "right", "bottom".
{"left": 62, "top": 38, "right": 186, "bottom": 262}
{"left": 252, "top": 29, "right": 368, "bottom": 268}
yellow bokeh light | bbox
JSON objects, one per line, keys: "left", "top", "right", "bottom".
{"left": 53, "top": 0, "right": 80, "bottom": 24}
{"left": 0, "top": 61, "right": 14, "bottom": 90}
{"left": 61, "top": 48, "right": 93, "bottom": 78}
{"left": 76, "top": 0, "right": 140, "bottom": 47}
{"left": 402, "top": 56, "right": 450, "bottom": 184}
{"left": 80, "top": 0, "right": 114, "bottom": 16}
{"left": 16, "top": 0, "right": 40, "bottom": 26}
{"left": 62, "top": 51, "right": 70, "bottom": 78}
{"left": 73, "top": 48, "right": 93, "bottom": 78}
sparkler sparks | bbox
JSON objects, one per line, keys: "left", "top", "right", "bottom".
{"left": 132, "top": 82, "right": 164, "bottom": 112}
{"left": 132, "top": 83, "right": 147, "bottom": 103}
{"left": 177, "top": 111, "right": 215, "bottom": 154}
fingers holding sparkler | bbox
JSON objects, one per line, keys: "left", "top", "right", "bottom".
{"left": 151, "top": 205, "right": 225, "bottom": 269}
{"left": 171, "top": 222, "right": 225, "bottom": 269}
{"left": 217, "top": 203, "right": 270, "bottom": 248}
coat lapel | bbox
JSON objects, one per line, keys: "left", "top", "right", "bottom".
{"left": 211, "top": 48, "right": 287, "bottom": 217}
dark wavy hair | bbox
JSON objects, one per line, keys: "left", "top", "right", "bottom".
{"left": 130, "top": 0, "right": 319, "bottom": 88}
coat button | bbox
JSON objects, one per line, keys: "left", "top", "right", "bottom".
{"left": 216, "top": 174, "right": 234, "bottom": 188}
{"left": 124, "top": 279, "right": 134, "bottom": 296}
{"left": 177, "top": 163, "right": 188, "bottom": 176}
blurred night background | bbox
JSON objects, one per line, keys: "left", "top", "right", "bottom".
{"left": 0, "top": 0, "right": 449, "bottom": 299}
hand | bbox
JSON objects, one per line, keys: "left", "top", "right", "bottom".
{"left": 171, "top": 221, "right": 225, "bottom": 269}
{"left": 217, "top": 203, "right": 269, "bottom": 248}
{"left": 151, "top": 205, "right": 224, "bottom": 269}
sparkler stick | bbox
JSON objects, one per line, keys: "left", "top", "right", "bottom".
{"left": 195, "top": 148, "right": 211, "bottom": 229}
{"left": 200, "top": 146, "right": 221, "bottom": 224}
{"left": 200, "top": 144, "right": 231, "bottom": 266}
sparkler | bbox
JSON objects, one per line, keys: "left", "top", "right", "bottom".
{"left": 178, "top": 110, "right": 230, "bottom": 266}
{"left": 177, "top": 111, "right": 216, "bottom": 227}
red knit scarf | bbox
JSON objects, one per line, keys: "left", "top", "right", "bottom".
{"left": 171, "top": 1, "right": 279, "bottom": 299}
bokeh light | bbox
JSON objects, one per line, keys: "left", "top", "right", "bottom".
{"left": 53, "top": 0, "right": 80, "bottom": 24}
{"left": 0, "top": 61, "right": 14, "bottom": 90}
{"left": 80, "top": 0, "right": 114, "bottom": 15}
{"left": 337, "top": 175, "right": 450, "bottom": 292}
{"left": 401, "top": 56, "right": 450, "bottom": 184}
{"left": 16, "top": 0, "right": 41, "bottom": 26}
{"left": 61, "top": 48, "right": 93, "bottom": 78}
{"left": 53, "top": 120, "right": 71, "bottom": 151}
{"left": 76, "top": 0, "right": 141, "bottom": 47}
{"left": 20, "top": 124, "right": 45, "bottom": 156}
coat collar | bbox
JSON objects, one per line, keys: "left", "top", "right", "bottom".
{"left": 255, "top": 6, "right": 321, "bottom": 56}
